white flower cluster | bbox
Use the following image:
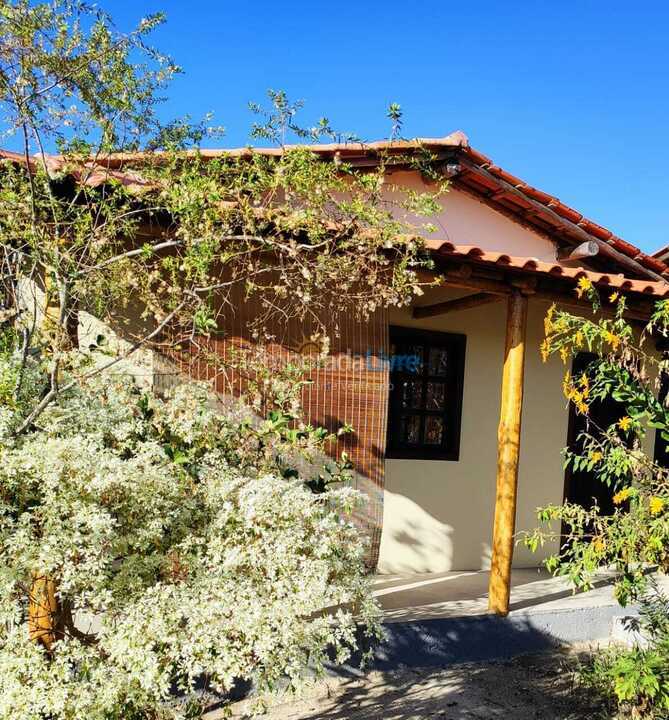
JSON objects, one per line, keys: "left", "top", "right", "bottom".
{"left": 0, "top": 368, "right": 380, "bottom": 719}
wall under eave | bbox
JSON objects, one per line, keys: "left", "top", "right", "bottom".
{"left": 383, "top": 171, "right": 559, "bottom": 260}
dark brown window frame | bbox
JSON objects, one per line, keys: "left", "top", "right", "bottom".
{"left": 386, "top": 326, "right": 466, "bottom": 461}
{"left": 653, "top": 371, "right": 669, "bottom": 468}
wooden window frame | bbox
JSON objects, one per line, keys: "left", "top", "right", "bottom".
{"left": 386, "top": 326, "right": 466, "bottom": 461}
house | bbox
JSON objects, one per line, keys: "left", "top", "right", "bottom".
{"left": 6, "top": 134, "right": 669, "bottom": 617}
{"left": 176, "top": 132, "right": 668, "bottom": 616}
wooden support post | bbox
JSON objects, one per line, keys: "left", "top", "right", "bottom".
{"left": 488, "top": 290, "right": 528, "bottom": 616}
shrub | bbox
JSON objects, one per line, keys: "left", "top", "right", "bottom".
{"left": 0, "top": 357, "right": 380, "bottom": 719}
{"left": 581, "top": 584, "right": 669, "bottom": 719}
{"left": 526, "top": 286, "right": 669, "bottom": 718}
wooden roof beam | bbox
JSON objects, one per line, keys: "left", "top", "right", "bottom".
{"left": 424, "top": 259, "right": 657, "bottom": 321}
{"left": 439, "top": 269, "right": 512, "bottom": 295}
{"left": 557, "top": 240, "right": 599, "bottom": 262}
{"left": 413, "top": 292, "right": 502, "bottom": 319}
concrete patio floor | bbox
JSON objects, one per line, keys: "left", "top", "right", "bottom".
{"left": 372, "top": 567, "right": 669, "bottom": 623}
{"left": 361, "top": 569, "right": 669, "bottom": 668}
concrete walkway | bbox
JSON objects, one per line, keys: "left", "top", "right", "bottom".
{"left": 208, "top": 571, "right": 666, "bottom": 718}
{"left": 232, "top": 650, "right": 600, "bottom": 720}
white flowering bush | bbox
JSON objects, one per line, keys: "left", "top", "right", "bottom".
{"left": 0, "top": 357, "right": 381, "bottom": 720}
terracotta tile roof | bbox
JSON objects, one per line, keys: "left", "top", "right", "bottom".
{"left": 0, "top": 148, "right": 155, "bottom": 192}
{"left": 454, "top": 144, "right": 668, "bottom": 279}
{"left": 0, "top": 149, "right": 26, "bottom": 163}
{"left": 432, "top": 241, "right": 669, "bottom": 298}
{"left": 87, "top": 131, "right": 471, "bottom": 166}
{"left": 93, "top": 132, "right": 663, "bottom": 281}
{"left": 2, "top": 132, "right": 666, "bottom": 281}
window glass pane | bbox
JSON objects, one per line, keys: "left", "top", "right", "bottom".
{"left": 405, "top": 344, "right": 424, "bottom": 374}
{"left": 401, "top": 415, "right": 421, "bottom": 444}
{"left": 424, "top": 416, "right": 444, "bottom": 445}
{"left": 428, "top": 347, "right": 448, "bottom": 376}
{"left": 387, "top": 328, "right": 465, "bottom": 460}
{"left": 400, "top": 380, "right": 423, "bottom": 409}
{"left": 425, "top": 382, "right": 445, "bottom": 410}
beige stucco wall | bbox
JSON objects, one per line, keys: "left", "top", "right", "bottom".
{"left": 377, "top": 287, "right": 569, "bottom": 574}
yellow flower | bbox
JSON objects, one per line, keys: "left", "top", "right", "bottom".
{"left": 593, "top": 536, "right": 606, "bottom": 553}
{"left": 613, "top": 487, "right": 633, "bottom": 505}
{"left": 574, "top": 330, "right": 584, "bottom": 348}
{"left": 649, "top": 497, "right": 665, "bottom": 516}
{"left": 609, "top": 291, "right": 619, "bottom": 303}
{"left": 579, "top": 373, "right": 589, "bottom": 389}
{"left": 618, "top": 416, "right": 632, "bottom": 432}
{"left": 540, "top": 339, "right": 550, "bottom": 363}
{"left": 576, "top": 400, "right": 589, "bottom": 414}
{"left": 562, "top": 372, "right": 571, "bottom": 398}
{"left": 560, "top": 346, "right": 569, "bottom": 364}
{"left": 562, "top": 371, "right": 589, "bottom": 412}
{"left": 589, "top": 450, "right": 603, "bottom": 463}
{"left": 604, "top": 330, "right": 621, "bottom": 350}
{"left": 544, "top": 305, "right": 557, "bottom": 336}
{"left": 576, "top": 276, "right": 592, "bottom": 298}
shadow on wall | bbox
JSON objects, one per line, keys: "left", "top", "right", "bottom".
{"left": 379, "top": 492, "right": 455, "bottom": 573}
{"left": 378, "top": 484, "right": 557, "bottom": 575}
{"left": 480, "top": 542, "right": 492, "bottom": 568}
{"left": 378, "top": 488, "right": 499, "bottom": 573}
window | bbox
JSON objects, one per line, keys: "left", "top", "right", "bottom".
{"left": 386, "top": 326, "right": 466, "bottom": 461}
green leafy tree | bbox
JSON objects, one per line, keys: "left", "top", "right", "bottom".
{"left": 0, "top": 1, "right": 452, "bottom": 717}
{"left": 0, "top": 1, "right": 447, "bottom": 431}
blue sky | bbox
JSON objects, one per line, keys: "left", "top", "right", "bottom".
{"left": 62, "top": 3, "right": 669, "bottom": 252}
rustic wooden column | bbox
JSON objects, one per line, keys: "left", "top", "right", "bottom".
{"left": 28, "top": 573, "right": 61, "bottom": 651}
{"left": 488, "top": 290, "right": 528, "bottom": 616}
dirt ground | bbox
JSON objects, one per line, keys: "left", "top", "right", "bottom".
{"left": 231, "top": 650, "right": 605, "bottom": 720}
